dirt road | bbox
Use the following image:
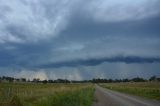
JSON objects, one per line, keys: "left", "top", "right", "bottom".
{"left": 93, "top": 85, "right": 160, "bottom": 106}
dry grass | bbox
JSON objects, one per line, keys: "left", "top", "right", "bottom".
{"left": 100, "top": 82, "right": 160, "bottom": 100}
{"left": 0, "top": 83, "right": 94, "bottom": 106}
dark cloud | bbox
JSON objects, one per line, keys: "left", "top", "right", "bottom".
{"left": 62, "top": 15, "right": 160, "bottom": 40}
{"left": 0, "top": 50, "right": 16, "bottom": 66}
{"left": 38, "top": 56, "right": 160, "bottom": 68}
{"left": 0, "top": 0, "right": 160, "bottom": 79}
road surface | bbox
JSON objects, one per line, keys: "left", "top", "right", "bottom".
{"left": 93, "top": 85, "right": 160, "bottom": 106}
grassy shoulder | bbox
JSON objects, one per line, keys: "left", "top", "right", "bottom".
{"left": 100, "top": 82, "right": 160, "bottom": 100}
{"left": 0, "top": 83, "right": 94, "bottom": 106}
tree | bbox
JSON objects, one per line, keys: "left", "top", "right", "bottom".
{"left": 131, "top": 77, "right": 145, "bottom": 82}
{"left": 21, "top": 78, "right": 26, "bottom": 82}
{"left": 42, "top": 80, "right": 48, "bottom": 84}
{"left": 33, "top": 78, "right": 40, "bottom": 83}
{"left": 149, "top": 75, "right": 157, "bottom": 81}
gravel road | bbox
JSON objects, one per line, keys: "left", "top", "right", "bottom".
{"left": 93, "top": 85, "right": 160, "bottom": 106}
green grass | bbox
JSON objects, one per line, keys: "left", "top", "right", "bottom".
{"left": 0, "top": 83, "right": 94, "bottom": 106}
{"left": 100, "top": 82, "right": 160, "bottom": 100}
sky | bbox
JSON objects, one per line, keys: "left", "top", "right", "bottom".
{"left": 0, "top": 0, "right": 160, "bottom": 80}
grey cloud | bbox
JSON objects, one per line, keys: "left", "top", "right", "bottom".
{"left": 64, "top": 15, "right": 160, "bottom": 39}
{"left": 0, "top": 0, "right": 160, "bottom": 79}
{"left": 0, "top": 0, "right": 78, "bottom": 43}
{"left": 1, "top": 0, "right": 159, "bottom": 43}
{"left": 81, "top": 62, "right": 160, "bottom": 79}
{"left": 85, "top": 0, "right": 160, "bottom": 22}
{"left": 37, "top": 56, "right": 160, "bottom": 68}
{"left": 1, "top": 62, "right": 160, "bottom": 80}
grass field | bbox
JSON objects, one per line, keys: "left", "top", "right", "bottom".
{"left": 100, "top": 82, "right": 160, "bottom": 100}
{"left": 0, "top": 83, "right": 94, "bottom": 106}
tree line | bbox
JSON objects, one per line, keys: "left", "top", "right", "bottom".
{"left": 0, "top": 75, "right": 160, "bottom": 84}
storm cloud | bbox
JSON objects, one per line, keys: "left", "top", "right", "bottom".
{"left": 0, "top": 0, "right": 160, "bottom": 80}
{"left": 38, "top": 56, "right": 160, "bottom": 68}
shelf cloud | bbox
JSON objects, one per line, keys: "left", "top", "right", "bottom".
{"left": 38, "top": 56, "right": 160, "bottom": 68}
{"left": 0, "top": 0, "right": 160, "bottom": 80}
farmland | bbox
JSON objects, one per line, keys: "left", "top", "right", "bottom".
{"left": 100, "top": 82, "right": 160, "bottom": 100}
{"left": 1, "top": 81, "right": 160, "bottom": 106}
{"left": 0, "top": 83, "right": 94, "bottom": 106}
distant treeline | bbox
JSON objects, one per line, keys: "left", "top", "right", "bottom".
{"left": 0, "top": 75, "right": 160, "bottom": 83}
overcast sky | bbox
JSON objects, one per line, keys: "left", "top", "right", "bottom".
{"left": 0, "top": 0, "right": 160, "bottom": 80}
